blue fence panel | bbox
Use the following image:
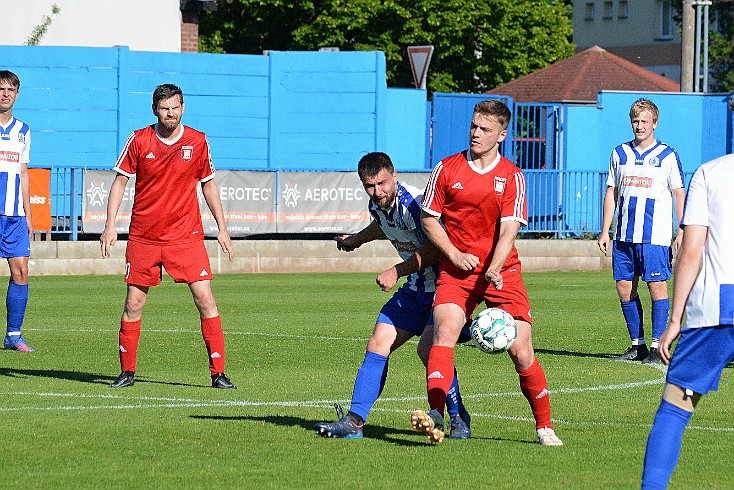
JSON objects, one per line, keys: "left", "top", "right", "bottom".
{"left": 430, "top": 93, "right": 514, "bottom": 166}
{"left": 513, "top": 103, "right": 560, "bottom": 170}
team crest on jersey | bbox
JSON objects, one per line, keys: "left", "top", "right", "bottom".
{"left": 181, "top": 146, "right": 194, "bottom": 161}
{"left": 494, "top": 176, "right": 507, "bottom": 194}
{"left": 17, "top": 133, "right": 25, "bottom": 144}
{"left": 648, "top": 157, "right": 661, "bottom": 167}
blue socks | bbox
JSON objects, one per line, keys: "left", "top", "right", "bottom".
{"left": 348, "top": 350, "right": 466, "bottom": 423}
{"left": 621, "top": 296, "right": 644, "bottom": 343}
{"left": 446, "top": 367, "right": 464, "bottom": 417}
{"left": 641, "top": 399, "right": 692, "bottom": 489}
{"left": 6, "top": 281, "right": 28, "bottom": 335}
{"left": 651, "top": 298, "right": 670, "bottom": 343}
{"left": 348, "top": 351, "right": 388, "bottom": 423}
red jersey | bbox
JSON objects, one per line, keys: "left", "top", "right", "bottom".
{"left": 422, "top": 150, "right": 528, "bottom": 278}
{"left": 114, "top": 124, "right": 214, "bottom": 244}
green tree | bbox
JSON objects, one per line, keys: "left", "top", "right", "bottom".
{"left": 25, "top": 3, "right": 61, "bottom": 46}
{"left": 708, "top": 1, "right": 733, "bottom": 91}
{"left": 199, "top": 0, "right": 574, "bottom": 93}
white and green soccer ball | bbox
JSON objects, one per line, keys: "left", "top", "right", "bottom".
{"left": 470, "top": 307, "right": 518, "bottom": 354}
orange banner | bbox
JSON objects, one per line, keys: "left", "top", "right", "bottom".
{"left": 28, "top": 168, "right": 52, "bottom": 232}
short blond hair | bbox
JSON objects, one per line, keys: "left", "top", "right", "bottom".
{"left": 473, "top": 100, "right": 511, "bottom": 129}
{"left": 629, "top": 98, "right": 659, "bottom": 122}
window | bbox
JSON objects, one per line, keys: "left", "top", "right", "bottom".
{"left": 585, "top": 2, "right": 595, "bottom": 21}
{"left": 618, "top": 0, "right": 628, "bottom": 19}
{"left": 659, "top": 0, "right": 673, "bottom": 38}
{"left": 603, "top": 1, "right": 613, "bottom": 19}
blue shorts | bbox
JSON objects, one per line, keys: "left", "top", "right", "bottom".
{"left": 0, "top": 216, "right": 30, "bottom": 258}
{"left": 377, "top": 285, "right": 434, "bottom": 336}
{"left": 666, "top": 326, "right": 734, "bottom": 395}
{"left": 612, "top": 241, "right": 671, "bottom": 282}
{"left": 376, "top": 285, "right": 472, "bottom": 342}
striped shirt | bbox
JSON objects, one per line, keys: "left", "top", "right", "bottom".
{"left": 0, "top": 117, "right": 31, "bottom": 216}
{"left": 369, "top": 181, "right": 436, "bottom": 293}
{"left": 607, "top": 140, "right": 684, "bottom": 246}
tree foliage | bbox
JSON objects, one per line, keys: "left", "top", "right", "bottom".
{"left": 707, "top": 1, "right": 733, "bottom": 91}
{"left": 199, "top": 0, "right": 574, "bottom": 93}
{"left": 25, "top": 3, "right": 61, "bottom": 46}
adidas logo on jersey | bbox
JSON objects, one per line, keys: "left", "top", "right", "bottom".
{"left": 210, "top": 352, "right": 222, "bottom": 359}
{"left": 451, "top": 182, "right": 464, "bottom": 189}
{"left": 145, "top": 152, "right": 156, "bottom": 159}
{"left": 199, "top": 269, "right": 209, "bottom": 277}
{"left": 427, "top": 370, "right": 444, "bottom": 379}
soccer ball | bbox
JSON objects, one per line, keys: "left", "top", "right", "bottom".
{"left": 470, "top": 308, "right": 517, "bottom": 354}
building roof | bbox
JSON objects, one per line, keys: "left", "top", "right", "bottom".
{"left": 486, "top": 46, "right": 680, "bottom": 103}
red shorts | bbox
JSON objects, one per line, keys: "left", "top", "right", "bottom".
{"left": 434, "top": 271, "right": 533, "bottom": 324}
{"left": 125, "top": 240, "right": 213, "bottom": 286}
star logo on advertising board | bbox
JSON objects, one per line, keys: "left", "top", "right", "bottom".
{"left": 283, "top": 182, "right": 300, "bottom": 207}
{"left": 87, "top": 181, "right": 107, "bottom": 206}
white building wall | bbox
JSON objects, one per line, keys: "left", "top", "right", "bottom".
{"left": 0, "top": 0, "right": 181, "bottom": 52}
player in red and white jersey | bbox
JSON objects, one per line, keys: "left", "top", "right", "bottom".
{"left": 411, "top": 99, "right": 562, "bottom": 446}
{"left": 100, "top": 84, "right": 236, "bottom": 390}
{"left": 0, "top": 70, "right": 34, "bottom": 353}
{"left": 113, "top": 124, "right": 214, "bottom": 244}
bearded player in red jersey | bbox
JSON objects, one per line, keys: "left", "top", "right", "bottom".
{"left": 410, "top": 100, "right": 562, "bottom": 445}
{"left": 100, "top": 84, "right": 236, "bottom": 390}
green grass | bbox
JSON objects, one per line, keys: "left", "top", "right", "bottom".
{"left": 1, "top": 272, "right": 732, "bottom": 488}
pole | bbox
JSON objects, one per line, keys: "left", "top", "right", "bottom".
{"left": 693, "top": 2, "right": 702, "bottom": 92}
{"left": 680, "top": 0, "right": 695, "bottom": 92}
{"left": 702, "top": 2, "right": 710, "bottom": 92}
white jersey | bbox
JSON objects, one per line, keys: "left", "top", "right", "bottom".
{"left": 607, "top": 140, "right": 684, "bottom": 246}
{"left": 0, "top": 117, "right": 31, "bottom": 217}
{"left": 368, "top": 181, "right": 436, "bottom": 293}
{"left": 680, "top": 154, "right": 734, "bottom": 329}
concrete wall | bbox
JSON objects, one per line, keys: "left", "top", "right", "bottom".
{"left": 13, "top": 239, "right": 612, "bottom": 277}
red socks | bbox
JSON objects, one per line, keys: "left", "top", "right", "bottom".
{"left": 426, "top": 345, "right": 455, "bottom": 417}
{"left": 518, "top": 358, "right": 553, "bottom": 429}
{"left": 201, "top": 315, "right": 226, "bottom": 375}
{"left": 118, "top": 319, "right": 141, "bottom": 372}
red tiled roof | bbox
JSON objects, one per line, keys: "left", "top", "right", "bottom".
{"left": 486, "top": 46, "right": 680, "bottom": 103}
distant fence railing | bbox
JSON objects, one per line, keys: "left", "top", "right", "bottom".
{"left": 44, "top": 166, "right": 692, "bottom": 240}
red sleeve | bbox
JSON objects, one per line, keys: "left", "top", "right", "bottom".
{"left": 501, "top": 167, "right": 528, "bottom": 224}
{"left": 198, "top": 135, "right": 215, "bottom": 182}
{"left": 422, "top": 160, "right": 446, "bottom": 216}
{"left": 114, "top": 131, "right": 139, "bottom": 176}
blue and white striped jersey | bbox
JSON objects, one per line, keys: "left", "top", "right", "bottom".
{"left": 0, "top": 117, "right": 31, "bottom": 217}
{"left": 607, "top": 140, "right": 684, "bottom": 246}
{"left": 368, "top": 181, "right": 437, "bottom": 293}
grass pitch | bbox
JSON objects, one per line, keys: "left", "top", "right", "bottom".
{"left": 1, "top": 272, "right": 732, "bottom": 488}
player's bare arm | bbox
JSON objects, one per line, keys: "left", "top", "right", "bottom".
{"left": 377, "top": 241, "right": 441, "bottom": 292}
{"left": 20, "top": 163, "right": 33, "bottom": 239}
{"left": 671, "top": 187, "right": 686, "bottom": 255}
{"left": 660, "top": 224, "right": 707, "bottom": 364}
{"left": 335, "top": 220, "right": 385, "bottom": 252}
{"left": 598, "top": 186, "right": 617, "bottom": 255}
{"left": 421, "top": 210, "right": 479, "bottom": 270}
{"left": 100, "top": 174, "right": 129, "bottom": 258}
{"left": 485, "top": 219, "right": 522, "bottom": 290}
{"left": 201, "top": 179, "right": 233, "bottom": 261}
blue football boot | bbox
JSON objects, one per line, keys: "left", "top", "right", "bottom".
{"left": 314, "top": 403, "right": 363, "bottom": 439}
